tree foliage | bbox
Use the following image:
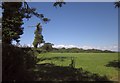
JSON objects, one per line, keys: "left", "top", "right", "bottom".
{"left": 2, "top": 2, "right": 50, "bottom": 44}
{"left": 41, "top": 43, "right": 54, "bottom": 52}
{"left": 2, "top": 44, "right": 39, "bottom": 81}
{"left": 114, "top": 1, "right": 120, "bottom": 8}
{"left": 53, "top": 1, "right": 66, "bottom": 7}
{"left": 33, "top": 23, "right": 44, "bottom": 48}
{"left": 2, "top": 2, "right": 24, "bottom": 44}
{"left": 2, "top": 1, "right": 64, "bottom": 81}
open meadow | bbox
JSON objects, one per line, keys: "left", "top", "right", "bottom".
{"left": 37, "top": 53, "right": 119, "bottom": 81}
{"left": 2, "top": 2, "right": 119, "bottom": 82}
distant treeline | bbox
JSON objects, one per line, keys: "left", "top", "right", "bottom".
{"left": 17, "top": 42, "right": 117, "bottom": 53}
{"left": 21, "top": 46, "right": 115, "bottom": 53}
{"left": 51, "top": 48, "right": 115, "bottom": 53}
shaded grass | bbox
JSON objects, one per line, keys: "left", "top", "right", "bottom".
{"left": 106, "top": 60, "right": 120, "bottom": 69}
{"left": 37, "top": 53, "right": 119, "bottom": 81}
{"left": 33, "top": 63, "right": 113, "bottom": 82}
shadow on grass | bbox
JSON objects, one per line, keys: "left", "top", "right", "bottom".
{"left": 105, "top": 60, "right": 120, "bottom": 69}
{"left": 30, "top": 63, "right": 114, "bottom": 82}
{"left": 39, "top": 56, "right": 73, "bottom": 62}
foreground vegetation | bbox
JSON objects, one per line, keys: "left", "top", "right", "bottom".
{"left": 3, "top": 44, "right": 119, "bottom": 82}
{"left": 37, "top": 53, "right": 119, "bottom": 81}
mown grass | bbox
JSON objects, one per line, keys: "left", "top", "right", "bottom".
{"left": 37, "top": 53, "right": 119, "bottom": 81}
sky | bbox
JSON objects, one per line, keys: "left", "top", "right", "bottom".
{"left": 19, "top": 2, "right": 118, "bottom": 51}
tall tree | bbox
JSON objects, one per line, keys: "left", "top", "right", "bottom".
{"left": 2, "top": 2, "right": 50, "bottom": 44}
{"left": 2, "top": 2, "right": 24, "bottom": 44}
{"left": 33, "top": 23, "right": 44, "bottom": 48}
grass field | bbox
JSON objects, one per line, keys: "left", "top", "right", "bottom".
{"left": 37, "top": 53, "right": 119, "bottom": 81}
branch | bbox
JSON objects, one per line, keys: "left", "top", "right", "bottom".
{"left": 114, "top": 1, "right": 120, "bottom": 8}
{"left": 22, "top": 1, "right": 50, "bottom": 23}
{"left": 53, "top": 0, "right": 66, "bottom": 7}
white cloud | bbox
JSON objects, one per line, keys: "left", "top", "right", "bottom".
{"left": 52, "top": 45, "right": 76, "bottom": 48}
{"left": 25, "top": 44, "right": 44, "bottom": 47}
{"left": 53, "top": 44, "right": 95, "bottom": 49}
{"left": 100, "top": 45, "right": 118, "bottom": 51}
{"left": 82, "top": 46, "right": 94, "bottom": 49}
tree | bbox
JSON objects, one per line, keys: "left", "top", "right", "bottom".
{"left": 33, "top": 23, "right": 45, "bottom": 48}
{"left": 2, "top": 1, "right": 65, "bottom": 81}
{"left": 2, "top": 2, "right": 50, "bottom": 44}
{"left": 42, "top": 43, "right": 54, "bottom": 52}
{"left": 2, "top": 2, "right": 24, "bottom": 44}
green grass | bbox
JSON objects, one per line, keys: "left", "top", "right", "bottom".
{"left": 37, "top": 53, "right": 119, "bottom": 81}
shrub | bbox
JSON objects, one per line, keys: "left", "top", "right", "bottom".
{"left": 2, "top": 43, "right": 38, "bottom": 81}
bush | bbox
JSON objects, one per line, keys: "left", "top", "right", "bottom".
{"left": 2, "top": 43, "right": 38, "bottom": 81}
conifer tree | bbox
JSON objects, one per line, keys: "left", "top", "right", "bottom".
{"left": 33, "top": 23, "right": 44, "bottom": 48}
